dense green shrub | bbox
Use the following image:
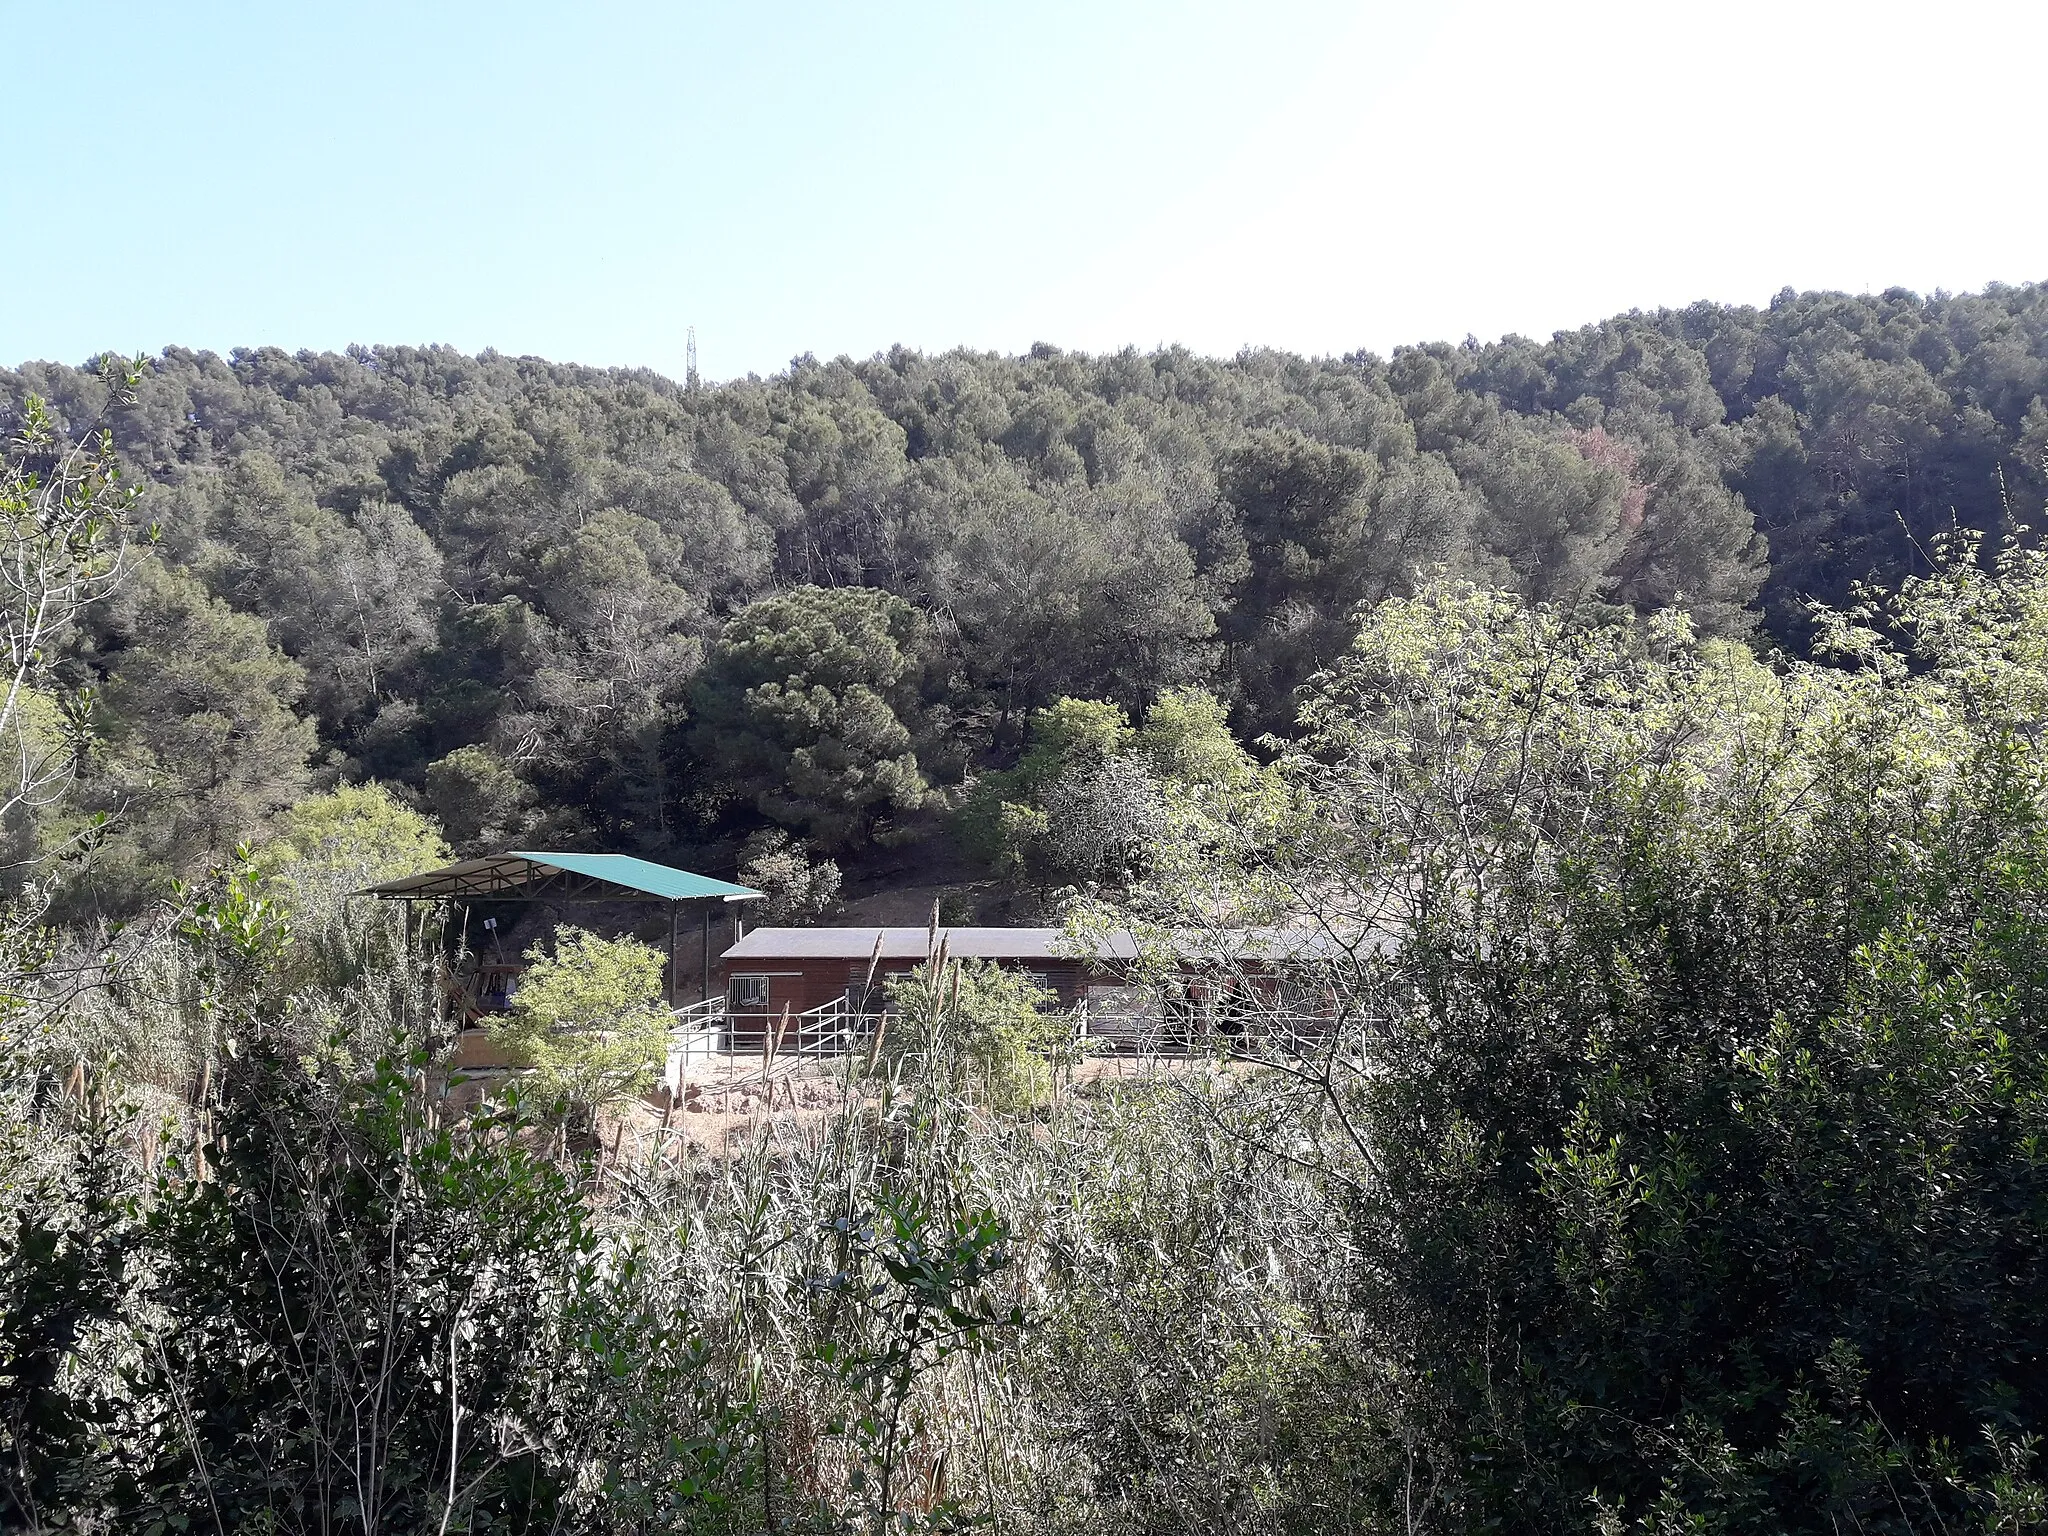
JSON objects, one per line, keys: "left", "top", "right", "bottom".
{"left": 1105, "top": 539, "right": 2048, "bottom": 1531}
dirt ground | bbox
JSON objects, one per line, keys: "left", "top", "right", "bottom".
{"left": 596, "top": 1051, "right": 1206, "bottom": 1160}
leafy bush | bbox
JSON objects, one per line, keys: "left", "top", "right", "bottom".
{"left": 486, "top": 926, "right": 671, "bottom": 1134}
{"left": 737, "top": 827, "right": 843, "bottom": 923}
{"left": 958, "top": 687, "right": 1264, "bottom": 895}
{"left": 250, "top": 781, "right": 450, "bottom": 895}
{"left": 882, "top": 955, "right": 1079, "bottom": 1109}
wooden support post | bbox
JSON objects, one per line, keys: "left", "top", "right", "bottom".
{"left": 701, "top": 903, "right": 712, "bottom": 1003}
{"left": 668, "top": 900, "right": 679, "bottom": 1010}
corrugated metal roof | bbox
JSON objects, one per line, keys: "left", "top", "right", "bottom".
{"left": 362, "top": 852, "right": 764, "bottom": 902}
{"left": 510, "top": 852, "right": 762, "bottom": 901}
{"left": 717, "top": 925, "right": 1364, "bottom": 964}
{"left": 722, "top": 927, "right": 1103, "bottom": 962}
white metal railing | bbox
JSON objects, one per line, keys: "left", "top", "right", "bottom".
{"left": 666, "top": 993, "right": 1333, "bottom": 1080}
{"left": 664, "top": 996, "right": 730, "bottom": 1090}
{"left": 1076, "top": 1000, "right": 1335, "bottom": 1058}
{"left": 723, "top": 998, "right": 873, "bottom": 1057}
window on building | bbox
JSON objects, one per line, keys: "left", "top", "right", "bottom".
{"left": 730, "top": 974, "right": 771, "bottom": 1011}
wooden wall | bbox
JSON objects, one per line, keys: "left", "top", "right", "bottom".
{"left": 719, "top": 955, "right": 1099, "bottom": 1018}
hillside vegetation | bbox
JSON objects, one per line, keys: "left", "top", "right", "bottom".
{"left": 9, "top": 282, "right": 2048, "bottom": 911}
{"left": 7, "top": 286, "right": 2048, "bottom": 1531}
{"left": 6, "top": 518, "right": 2048, "bottom": 1531}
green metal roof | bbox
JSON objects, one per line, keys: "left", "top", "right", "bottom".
{"left": 362, "top": 851, "right": 763, "bottom": 902}
{"left": 510, "top": 851, "right": 761, "bottom": 901}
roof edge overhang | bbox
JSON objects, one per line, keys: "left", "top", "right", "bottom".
{"left": 360, "top": 851, "right": 765, "bottom": 903}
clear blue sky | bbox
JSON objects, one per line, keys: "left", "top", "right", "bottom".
{"left": 6, "top": 0, "right": 2043, "bottom": 383}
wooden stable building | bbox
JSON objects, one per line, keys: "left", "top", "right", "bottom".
{"left": 701, "top": 924, "right": 1342, "bottom": 1055}
{"left": 715, "top": 925, "right": 1130, "bottom": 1046}
{"left": 359, "top": 850, "right": 764, "bottom": 1077}
{"left": 347, "top": 846, "right": 1355, "bottom": 1081}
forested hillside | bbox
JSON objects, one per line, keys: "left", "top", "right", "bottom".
{"left": 12, "top": 285, "right": 2048, "bottom": 1533}
{"left": 10, "top": 281, "right": 2048, "bottom": 910}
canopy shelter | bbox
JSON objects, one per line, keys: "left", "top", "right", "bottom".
{"left": 362, "top": 851, "right": 763, "bottom": 1006}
